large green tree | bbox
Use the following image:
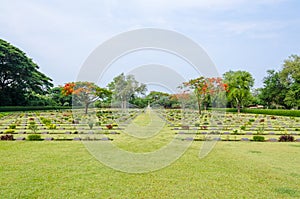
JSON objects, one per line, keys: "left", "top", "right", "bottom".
{"left": 223, "top": 70, "right": 254, "bottom": 113}
{"left": 0, "top": 39, "right": 53, "bottom": 106}
{"left": 259, "top": 70, "right": 287, "bottom": 108}
{"left": 107, "top": 73, "right": 147, "bottom": 109}
{"left": 280, "top": 55, "right": 300, "bottom": 109}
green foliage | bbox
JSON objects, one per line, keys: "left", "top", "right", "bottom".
{"left": 4, "top": 129, "right": 15, "bottom": 134}
{"left": 213, "top": 108, "right": 300, "bottom": 117}
{"left": 0, "top": 106, "right": 69, "bottom": 112}
{"left": 49, "top": 86, "right": 72, "bottom": 106}
{"left": 242, "top": 109, "right": 300, "bottom": 117}
{"left": 28, "top": 123, "right": 38, "bottom": 133}
{"left": 88, "top": 122, "right": 94, "bottom": 130}
{"left": 40, "top": 117, "right": 51, "bottom": 125}
{"left": 223, "top": 70, "right": 254, "bottom": 113}
{"left": 48, "top": 124, "right": 56, "bottom": 130}
{"left": 253, "top": 135, "right": 265, "bottom": 142}
{"left": 259, "top": 70, "right": 287, "bottom": 108}
{"left": 9, "top": 124, "right": 16, "bottom": 129}
{"left": 108, "top": 73, "right": 147, "bottom": 109}
{"left": 27, "top": 134, "right": 42, "bottom": 141}
{"left": 280, "top": 55, "right": 300, "bottom": 109}
{"left": 0, "top": 38, "right": 53, "bottom": 106}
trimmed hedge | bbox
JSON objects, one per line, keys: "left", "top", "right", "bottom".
{"left": 0, "top": 106, "right": 71, "bottom": 112}
{"left": 240, "top": 109, "right": 300, "bottom": 117}
{"left": 253, "top": 135, "right": 265, "bottom": 142}
{"left": 27, "top": 134, "right": 42, "bottom": 141}
{"left": 212, "top": 108, "right": 300, "bottom": 117}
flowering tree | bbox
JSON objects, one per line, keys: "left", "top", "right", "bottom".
{"left": 182, "top": 77, "right": 228, "bottom": 114}
{"left": 171, "top": 91, "right": 191, "bottom": 109}
{"left": 62, "top": 81, "right": 111, "bottom": 114}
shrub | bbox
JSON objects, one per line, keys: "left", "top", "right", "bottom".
{"left": 27, "top": 134, "right": 42, "bottom": 141}
{"left": 213, "top": 108, "right": 300, "bottom": 117}
{"left": 106, "top": 124, "right": 113, "bottom": 129}
{"left": 28, "top": 124, "right": 38, "bottom": 133}
{"left": 259, "top": 119, "right": 265, "bottom": 123}
{"left": 40, "top": 117, "right": 51, "bottom": 125}
{"left": 1, "top": 134, "right": 14, "bottom": 140}
{"left": 4, "top": 129, "right": 15, "bottom": 134}
{"left": 240, "top": 126, "right": 246, "bottom": 131}
{"left": 88, "top": 122, "right": 94, "bottom": 130}
{"left": 279, "top": 135, "right": 294, "bottom": 142}
{"left": 0, "top": 106, "right": 70, "bottom": 112}
{"left": 9, "top": 124, "right": 16, "bottom": 129}
{"left": 253, "top": 135, "right": 265, "bottom": 142}
{"left": 48, "top": 124, "right": 56, "bottom": 129}
{"left": 29, "top": 121, "right": 35, "bottom": 125}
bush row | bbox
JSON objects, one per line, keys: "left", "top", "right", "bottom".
{"left": 212, "top": 108, "right": 300, "bottom": 117}
{"left": 0, "top": 106, "right": 71, "bottom": 112}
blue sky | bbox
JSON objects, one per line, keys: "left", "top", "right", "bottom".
{"left": 0, "top": 0, "right": 299, "bottom": 89}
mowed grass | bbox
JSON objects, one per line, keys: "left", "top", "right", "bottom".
{"left": 1, "top": 141, "right": 300, "bottom": 198}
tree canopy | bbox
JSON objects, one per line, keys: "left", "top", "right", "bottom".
{"left": 182, "top": 77, "right": 227, "bottom": 114}
{"left": 107, "top": 73, "right": 147, "bottom": 108}
{"left": 0, "top": 37, "right": 299, "bottom": 111}
{"left": 0, "top": 39, "right": 53, "bottom": 106}
{"left": 62, "top": 81, "right": 111, "bottom": 114}
{"left": 224, "top": 70, "right": 254, "bottom": 113}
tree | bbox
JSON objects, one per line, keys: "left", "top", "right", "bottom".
{"left": 223, "top": 70, "right": 254, "bottom": 114}
{"left": 280, "top": 55, "right": 300, "bottom": 109}
{"left": 182, "top": 77, "right": 228, "bottom": 114}
{"left": 107, "top": 73, "right": 147, "bottom": 109}
{"left": 259, "top": 70, "right": 286, "bottom": 108}
{"left": 62, "top": 82, "right": 111, "bottom": 114}
{"left": 0, "top": 38, "right": 53, "bottom": 105}
{"left": 49, "top": 86, "right": 72, "bottom": 106}
{"left": 145, "top": 91, "right": 171, "bottom": 108}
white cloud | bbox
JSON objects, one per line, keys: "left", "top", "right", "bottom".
{"left": 0, "top": 0, "right": 297, "bottom": 87}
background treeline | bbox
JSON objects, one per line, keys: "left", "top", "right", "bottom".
{"left": 0, "top": 38, "right": 299, "bottom": 110}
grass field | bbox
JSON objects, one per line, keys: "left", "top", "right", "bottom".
{"left": 1, "top": 141, "right": 300, "bottom": 198}
{"left": 1, "top": 110, "right": 300, "bottom": 198}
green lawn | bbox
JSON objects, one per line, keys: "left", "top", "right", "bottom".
{"left": 1, "top": 141, "right": 299, "bottom": 198}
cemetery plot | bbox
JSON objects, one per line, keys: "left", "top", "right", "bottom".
{"left": 162, "top": 109, "right": 300, "bottom": 142}
{"left": 0, "top": 108, "right": 299, "bottom": 142}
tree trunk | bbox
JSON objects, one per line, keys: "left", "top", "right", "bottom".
{"left": 85, "top": 103, "right": 89, "bottom": 114}
{"left": 197, "top": 95, "right": 202, "bottom": 115}
{"left": 237, "top": 103, "right": 241, "bottom": 114}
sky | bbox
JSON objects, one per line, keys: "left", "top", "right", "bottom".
{"left": 0, "top": 0, "right": 299, "bottom": 89}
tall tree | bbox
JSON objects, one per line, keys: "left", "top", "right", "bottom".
{"left": 260, "top": 70, "right": 286, "bottom": 108}
{"left": 0, "top": 38, "right": 53, "bottom": 105}
{"left": 280, "top": 55, "right": 300, "bottom": 109}
{"left": 62, "top": 82, "right": 111, "bottom": 114}
{"left": 223, "top": 70, "right": 254, "bottom": 113}
{"left": 107, "top": 73, "right": 147, "bottom": 109}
